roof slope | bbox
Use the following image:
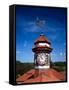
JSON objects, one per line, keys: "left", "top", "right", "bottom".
{"left": 34, "top": 34, "right": 51, "bottom": 44}
{"left": 16, "top": 69, "right": 65, "bottom": 84}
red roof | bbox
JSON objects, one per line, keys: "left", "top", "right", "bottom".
{"left": 34, "top": 34, "right": 51, "bottom": 44}
{"left": 16, "top": 69, "right": 66, "bottom": 84}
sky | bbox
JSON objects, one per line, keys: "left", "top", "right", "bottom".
{"left": 16, "top": 6, "right": 67, "bottom": 63}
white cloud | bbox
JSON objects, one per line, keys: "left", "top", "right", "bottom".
{"left": 64, "top": 43, "right": 66, "bottom": 46}
{"left": 22, "top": 19, "right": 47, "bottom": 32}
{"left": 60, "top": 52, "right": 63, "bottom": 56}
{"left": 64, "top": 52, "right": 66, "bottom": 56}
{"left": 16, "top": 50, "right": 24, "bottom": 55}
{"left": 23, "top": 40, "right": 27, "bottom": 47}
{"left": 16, "top": 51, "right": 21, "bottom": 54}
{"left": 51, "top": 53, "right": 56, "bottom": 56}
{"left": 24, "top": 22, "right": 39, "bottom": 32}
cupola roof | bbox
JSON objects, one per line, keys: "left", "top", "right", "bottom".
{"left": 34, "top": 34, "right": 51, "bottom": 44}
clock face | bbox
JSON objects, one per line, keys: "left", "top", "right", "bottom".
{"left": 37, "top": 53, "right": 48, "bottom": 66}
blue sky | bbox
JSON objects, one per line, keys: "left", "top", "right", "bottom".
{"left": 16, "top": 6, "right": 67, "bottom": 62}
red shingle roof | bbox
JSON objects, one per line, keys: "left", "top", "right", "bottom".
{"left": 34, "top": 34, "right": 51, "bottom": 44}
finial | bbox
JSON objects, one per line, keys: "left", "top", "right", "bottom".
{"left": 40, "top": 33, "right": 44, "bottom": 36}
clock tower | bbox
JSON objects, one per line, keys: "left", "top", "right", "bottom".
{"left": 17, "top": 34, "right": 64, "bottom": 82}
{"left": 32, "top": 34, "right": 52, "bottom": 69}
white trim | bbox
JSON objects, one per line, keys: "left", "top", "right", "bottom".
{"left": 38, "top": 43, "right": 50, "bottom": 47}
{"left": 35, "top": 65, "right": 50, "bottom": 69}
